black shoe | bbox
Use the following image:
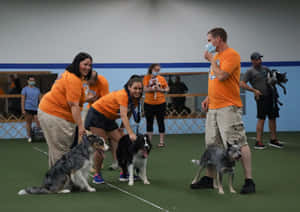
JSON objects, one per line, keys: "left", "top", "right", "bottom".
{"left": 269, "top": 140, "right": 284, "bottom": 149}
{"left": 190, "top": 176, "right": 213, "bottom": 189}
{"left": 254, "top": 141, "right": 266, "bottom": 150}
{"left": 240, "top": 179, "right": 256, "bottom": 194}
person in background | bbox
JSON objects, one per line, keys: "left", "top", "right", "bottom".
{"left": 85, "top": 75, "right": 143, "bottom": 184}
{"left": 143, "top": 64, "right": 169, "bottom": 147}
{"left": 8, "top": 74, "right": 22, "bottom": 116}
{"left": 172, "top": 76, "right": 191, "bottom": 115}
{"left": 240, "top": 52, "right": 283, "bottom": 149}
{"left": 190, "top": 28, "right": 255, "bottom": 194}
{"left": 21, "top": 76, "right": 41, "bottom": 143}
{"left": 38, "top": 52, "right": 92, "bottom": 167}
{"left": 8, "top": 74, "right": 21, "bottom": 94}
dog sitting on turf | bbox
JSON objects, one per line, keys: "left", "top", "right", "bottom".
{"left": 191, "top": 143, "right": 241, "bottom": 194}
{"left": 18, "top": 134, "right": 108, "bottom": 195}
{"left": 117, "top": 134, "right": 152, "bottom": 186}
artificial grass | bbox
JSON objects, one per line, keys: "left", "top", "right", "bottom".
{"left": 0, "top": 132, "right": 299, "bottom": 212}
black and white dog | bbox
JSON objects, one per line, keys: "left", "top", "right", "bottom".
{"left": 18, "top": 135, "right": 108, "bottom": 195}
{"left": 267, "top": 69, "right": 288, "bottom": 106}
{"left": 117, "top": 134, "right": 152, "bottom": 186}
{"left": 191, "top": 143, "right": 241, "bottom": 194}
{"left": 267, "top": 69, "right": 288, "bottom": 94}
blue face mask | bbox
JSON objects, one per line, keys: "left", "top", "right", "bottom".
{"left": 28, "top": 81, "right": 35, "bottom": 86}
{"left": 205, "top": 42, "right": 216, "bottom": 54}
{"left": 152, "top": 71, "right": 159, "bottom": 77}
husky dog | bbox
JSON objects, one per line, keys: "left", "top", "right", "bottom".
{"left": 18, "top": 134, "right": 108, "bottom": 195}
{"left": 117, "top": 134, "right": 152, "bottom": 186}
{"left": 191, "top": 143, "right": 241, "bottom": 194}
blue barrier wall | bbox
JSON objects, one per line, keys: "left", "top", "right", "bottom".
{"left": 1, "top": 62, "right": 299, "bottom": 138}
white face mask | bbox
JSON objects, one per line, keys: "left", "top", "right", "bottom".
{"left": 205, "top": 42, "right": 216, "bottom": 54}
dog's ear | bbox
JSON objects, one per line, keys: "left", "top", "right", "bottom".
{"left": 227, "top": 142, "right": 232, "bottom": 148}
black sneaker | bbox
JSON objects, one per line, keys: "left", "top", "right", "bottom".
{"left": 190, "top": 176, "right": 213, "bottom": 189}
{"left": 254, "top": 141, "right": 266, "bottom": 150}
{"left": 269, "top": 140, "right": 284, "bottom": 149}
{"left": 240, "top": 179, "right": 256, "bottom": 194}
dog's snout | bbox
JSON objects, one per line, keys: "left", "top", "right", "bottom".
{"left": 103, "top": 142, "right": 109, "bottom": 151}
{"left": 236, "top": 154, "right": 242, "bottom": 160}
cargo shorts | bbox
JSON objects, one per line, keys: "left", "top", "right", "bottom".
{"left": 205, "top": 105, "right": 248, "bottom": 149}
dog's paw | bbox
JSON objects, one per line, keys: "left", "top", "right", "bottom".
{"left": 87, "top": 187, "right": 96, "bottom": 192}
{"left": 59, "top": 189, "right": 71, "bottom": 194}
{"left": 128, "top": 181, "right": 134, "bottom": 186}
{"left": 230, "top": 189, "right": 237, "bottom": 194}
{"left": 191, "top": 180, "right": 197, "bottom": 184}
{"left": 218, "top": 190, "right": 224, "bottom": 195}
{"left": 18, "top": 189, "right": 27, "bottom": 195}
{"left": 143, "top": 180, "right": 150, "bottom": 185}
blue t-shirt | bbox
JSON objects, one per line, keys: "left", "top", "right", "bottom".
{"left": 21, "top": 86, "right": 41, "bottom": 111}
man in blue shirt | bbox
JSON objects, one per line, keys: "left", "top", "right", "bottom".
{"left": 21, "top": 76, "right": 41, "bottom": 142}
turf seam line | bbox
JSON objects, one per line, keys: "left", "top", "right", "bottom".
{"left": 32, "top": 146, "right": 169, "bottom": 212}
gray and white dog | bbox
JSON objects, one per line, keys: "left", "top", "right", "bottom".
{"left": 18, "top": 134, "right": 109, "bottom": 195}
{"left": 191, "top": 143, "right": 241, "bottom": 194}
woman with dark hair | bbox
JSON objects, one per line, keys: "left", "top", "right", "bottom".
{"left": 38, "top": 52, "right": 92, "bottom": 167}
{"left": 84, "top": 75, "right": 143, "bottom": 184}
{"left": 143, "top": 64, "right": 169, "bottom": 147}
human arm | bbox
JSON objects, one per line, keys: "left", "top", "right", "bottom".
{"left": 201, "top": 96, "right": 209, "bottom": 112}
{"left": 240, "top": 81, "right": 262, "bottom": 99}
{"left": 204, "top": 51, "right": 230, "bottom": 81}
{"left": 143, "top": 76, "right": 158, "bottom": 93}
{"left": 157, "top": 77, "right": 170, "bottom": 93}
{"left": 144, "top": 86, "right": 156, "bottom": 93}
{"left": 69, "top": 102, "right": 85, "bottom": 137}
{"left": 21, "top": 95, "right": 25, "bottom": 114}
{"left": 85, "top": 92, "right": 98, "bottom": 103}
{"left": 21, "top": 88, "right": 26, "bottom": 114}
{"left": 240, "top": 70, "right": 262, "bottom": 99}
{"left": 120, "top": 105, "right": 136, "bottom": 142}
{"left": 66, "top": 77, "right": 86, "bottom": 137}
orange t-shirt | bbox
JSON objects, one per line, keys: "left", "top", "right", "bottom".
{"left": 39, "top": 71, "right": 85, "bottom": 123}
{"left": 143, "top": 75, "right": 168, "bottom": 105}
{"left": 92, "top": 89, "right": 137, "bottom": 120}
{"left": 87, "top": 75, "right": 109, "bottom": 108}
{"left": 208, "top": 48, "right": 243, "bottom": 109}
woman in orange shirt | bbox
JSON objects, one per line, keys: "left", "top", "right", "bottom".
{"left": 38, "top": 52, "right": 92, "bottom": 167}
{"left": 143, "top": 64, "right": 169, "bottom": 147}
{"left": 85, "top": 75, "right": 143, "bottom": 184}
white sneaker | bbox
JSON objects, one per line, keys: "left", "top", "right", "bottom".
{"left": 28, "top": 137, "right": 32, "bottom": 143}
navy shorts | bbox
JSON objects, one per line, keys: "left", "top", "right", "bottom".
{"left": 85, "top": 107, "right": 119, "bottom": 131}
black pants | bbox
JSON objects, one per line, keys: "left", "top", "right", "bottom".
{"left": 144, "top": 103, "right": 166, "bottom": 133}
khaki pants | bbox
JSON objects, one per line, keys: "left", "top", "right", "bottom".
{"left": 205, "top": 106, "right": 248, "bottom": 149}
{"left": 38, "top": 109, "right": 76, "bottom": 167}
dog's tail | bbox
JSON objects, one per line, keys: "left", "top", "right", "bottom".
{"left": 191, "top": 159, "right": 201, "bottom": 165}
{"left": 18, "top": 186, "right": 50, "bottom": 195}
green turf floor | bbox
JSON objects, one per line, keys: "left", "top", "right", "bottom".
{"left": 0, "top": 132, "right": 300, "bottom": 212}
